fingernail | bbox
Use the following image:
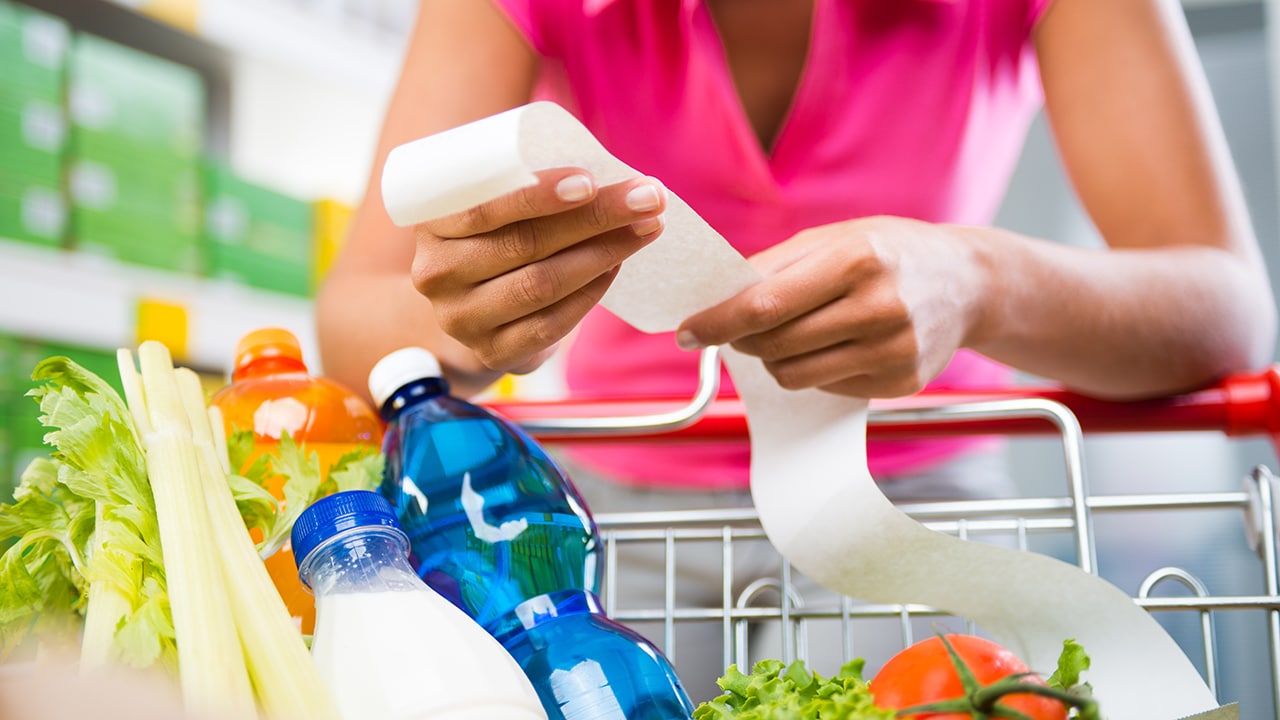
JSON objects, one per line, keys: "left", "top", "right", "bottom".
{"left": 555, "top": 174, "right": 595, "bottom": 202}
{"left": 625, "top": 182, "right": 662, "bottom": 212}
{"left": 631, "top": 215, "right": 664, "bottom": 237}
{"left": 675, "top": 329, "right": 703, "bottom": 351}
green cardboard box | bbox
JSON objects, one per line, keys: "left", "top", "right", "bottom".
{"left": 0, "top": 333, "right": 17, "bottom": 502}
{"left": 205, "top": 241, "right": 311, "bottom": 297}
{"left": 6, "top": 338, "right": 48, "bottom": 496}
{"left": 202, "top": 163, "right": 312, "bottom": 257}
{"left": 0, "top": 96, "right": 65, "bottom": 182}
{"left": 0, "top": 337, "right": 127, "bottom": 502}
{"left": 0, "top": 170, "right": 65, "bottom": 248}
{"left": 0, "top": 1, "right": 70, "bottom": 102}
{"left": 72, "top": 204, "right": 201, "bottom": 273}
{"left": 68, "top": 154, "right": 200, "bottom": 229}
{"left": 69, "top": 33, "right": 204, "bottom": 158}
{"left": 0, "top": 333, "right": 18, "bottom": 398}
{"left": 202, "top": 163, "right": 313, "bottom": 296}
{"left": 0, "top": 416, "right": 12, "bottom": 502}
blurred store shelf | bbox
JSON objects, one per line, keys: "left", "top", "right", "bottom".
{"left": 102, "top": 0, "right": 413, "bottom": 94}
{"left": 0, "top": 236, "right": 318, "bottom": 374}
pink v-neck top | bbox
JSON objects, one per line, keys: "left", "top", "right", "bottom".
{"left": 492, "top": 0, "right": 1055, "bottom": 489}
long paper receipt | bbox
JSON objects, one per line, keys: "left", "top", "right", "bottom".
{"left": 381, "top": 101, "right": 1232, "bottom": 720}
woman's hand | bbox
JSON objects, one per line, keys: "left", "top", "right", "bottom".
{"left": 411, "top": 168, "right": 667, "bottom": 375}
{"left": 676, "top": 216, "right": 991, "bottom": 398}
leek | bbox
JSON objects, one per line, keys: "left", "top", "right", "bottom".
{"left": 176, "top": 368, "right": 338, "bottom": 720}
{"left": 117, "top": 343, "right": 256, "bottom": 719}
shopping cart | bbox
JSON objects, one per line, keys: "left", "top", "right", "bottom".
{"left": 489, "top": 347, "right": 1280, "bottom": 718}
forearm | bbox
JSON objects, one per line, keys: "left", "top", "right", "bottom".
{"left": 314, "top": 0, "right": 538, "bottom": 401}
{"left": 964, "top": 226, "right": 1276, "bottom": 399}
{"left": 316, "top": 270, "right": 505, "bottom": 401}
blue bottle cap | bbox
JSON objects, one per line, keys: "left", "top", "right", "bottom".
{"left": 291, "top": 490, "right": 404, "bottom": 569}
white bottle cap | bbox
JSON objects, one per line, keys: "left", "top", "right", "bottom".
{"left": 368, "top": 347, "right": 444, "bottom": 408}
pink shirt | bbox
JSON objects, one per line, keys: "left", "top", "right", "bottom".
{"left": 492, "top": 0, "right": 1054, "bottom": 489}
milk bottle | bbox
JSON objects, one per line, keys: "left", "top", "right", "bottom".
{"left": 293, "top": 490, "right": 547, "bottom": 720}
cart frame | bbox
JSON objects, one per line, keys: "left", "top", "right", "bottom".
{"left": 489, "top": 347, "right": 1280, "bottom": 717}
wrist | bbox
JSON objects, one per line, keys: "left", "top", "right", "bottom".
{"left": 946, "top": 223, "right": 1004, "bottom": 352}
{"left": 433, "top": 343, "right": 508, "bottom": 398}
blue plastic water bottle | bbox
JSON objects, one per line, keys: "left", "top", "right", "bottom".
{"left": 367, "top": 348, "right": 695, "bottom": 720}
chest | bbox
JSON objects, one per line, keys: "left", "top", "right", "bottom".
{"left": 536, "top": 0, "right": 1042, "bottom": 231}
{"left": 704, "top": 0, "right": 814, "bottom": 152}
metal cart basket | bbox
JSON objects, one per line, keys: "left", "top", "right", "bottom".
{"left": 489, "top": 347, "right": 1280, "bottom": 718}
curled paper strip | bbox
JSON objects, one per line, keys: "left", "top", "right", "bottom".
{"left": 381, "top": 101, "right": 1226, "bottom": 720}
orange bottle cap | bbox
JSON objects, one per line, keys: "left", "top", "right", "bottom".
{"left": 234, "top": 327, "right": 304, "bottom": 374}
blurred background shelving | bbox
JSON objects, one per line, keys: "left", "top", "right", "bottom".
{"left": 0, "top": 0, "right": 414, "bottom": 499}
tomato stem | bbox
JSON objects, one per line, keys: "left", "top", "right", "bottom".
{"left": 895, "top": 634, "right": 1101, "bottom": 720}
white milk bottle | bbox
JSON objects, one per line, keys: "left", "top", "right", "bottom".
{"left": 292, "top": 490, "right": 547, "bottom": 720}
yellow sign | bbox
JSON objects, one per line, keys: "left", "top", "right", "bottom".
{"left": 136, "top": 298, "right": 190, "bottom": 360}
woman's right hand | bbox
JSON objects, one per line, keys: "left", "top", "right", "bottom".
{"left": 411, "top": 167, "right": 667, "bottom": 375}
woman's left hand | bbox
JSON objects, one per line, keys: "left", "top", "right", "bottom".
{"left": 676, "top": 216, "right": 990, "bottom": 398}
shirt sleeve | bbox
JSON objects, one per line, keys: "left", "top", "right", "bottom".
{"left": 488, "top": 0, "right": 549, "bottom": 55}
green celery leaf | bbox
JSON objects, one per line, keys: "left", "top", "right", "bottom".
{"left": 7, "top": 357, "right": 169, "bottom": 670}
{"left": 228, "top": 472, "right": 280, "bottom": 551}
{"left": 226, "top": 429, "right": 258, "bottom": 477}
{"left": 257, "top": 432, "right": 325, "bottom": 556}
{"left": 113, "top": 575, "right": 177, "bottom": 669}
{"left": 329, "top": 450, "right": 385, "bottom": 494}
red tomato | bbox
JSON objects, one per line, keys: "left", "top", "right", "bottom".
{"left": 868, "top": 635, "right": 1067, "bottom": 720}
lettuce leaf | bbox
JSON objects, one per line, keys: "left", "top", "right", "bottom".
{"left": 0, "top": 357, "right": 172, "bottom": 668}
{"left": 0, "top": 457, "right": 90, "bottom": 657}
{"left": 1047, "top": 637, "right": 1091, "bottom": 691}
{"left": 694, "top": 659, "right": 894, "bottom": 720}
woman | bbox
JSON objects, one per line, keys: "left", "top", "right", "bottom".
{"left": 317, "top": 0, "right": 1276, "bottom": 697}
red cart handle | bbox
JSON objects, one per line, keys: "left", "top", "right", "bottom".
{"left": 488, "top": 363, "right": 1280, "bottom": 456}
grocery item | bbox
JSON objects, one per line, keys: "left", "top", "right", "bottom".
{"left": 2, "top": 347, "right": 340, "bottom": 720}
{"left": 117, "top": 342, "right": 337, "bottom": 720}
{"left": 210, "top": 327, "right": 382, "bottom": 633}
{"left": 869, "top": 635, "right": 1090, "bottom": 720}
{"left": 293, "top": 489, "right": 546, "bottom": 720}
{"left": 692, "top": 659, "right": 891, "bottom": 720}
{"left": 369, "top": 347, "right": 695, "bottom": 720}
{"left": 694, "top": 637, "right": 1097, "bottom": 720}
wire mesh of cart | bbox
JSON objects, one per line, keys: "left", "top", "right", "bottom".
{"left": 488, "top": 347, "right": 1280, "bottom": 717}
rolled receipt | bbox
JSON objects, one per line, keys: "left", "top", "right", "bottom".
{"left": 381, "top": 101, "right": 1229, "bottom": 720}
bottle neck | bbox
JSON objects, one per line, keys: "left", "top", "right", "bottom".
{"left": 232, "top": 355, "right": 308, "bottom": 381}
{"left": 380, "top": 377, "right": 450, "bottom": 420}
{"left": 297, "top": 527, "right": 421, "bottom": 597}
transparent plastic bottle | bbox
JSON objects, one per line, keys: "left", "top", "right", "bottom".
{"left": 210, "top": 327, "right": 383, "bottom": 634}
{"left": 367, "top": 348, "right": 694, "bottom": 720}
{"left": 293, "top": 490, "right": 546, "bottom": 720}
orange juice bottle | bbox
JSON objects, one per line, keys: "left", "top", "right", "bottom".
{"left": 210, "top": 327, "right": 383, "bottom": 634}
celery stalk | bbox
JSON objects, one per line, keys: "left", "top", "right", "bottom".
{"left": 176, "top": 369, "right": 339, "bottom": 720}
{"left": 118, "top": 344, "right": 257, "bottom": 719}
{"left": 78, "top": 505, "right": 134, "bottom": 670}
